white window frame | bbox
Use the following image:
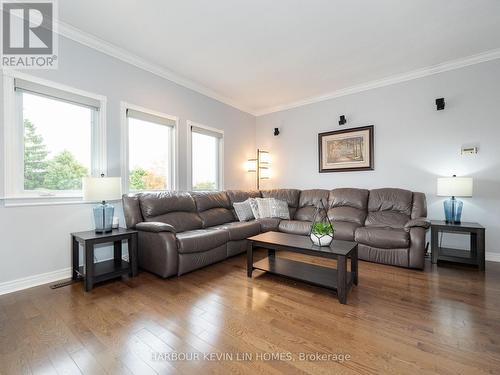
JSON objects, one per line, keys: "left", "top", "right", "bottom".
{"left": 2, "top": 70, "right": 107, "bottom": 205}
{"left": 120, "top": 102, "right": 178, "bottom": 193}
{"left": 187, "top": 120, "right": 224, "bottom": 191}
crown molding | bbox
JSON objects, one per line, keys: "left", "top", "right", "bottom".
{"left": 56, "top": 21, "right": 256, "bottom": 116}
{"left": 53, "top": 21, "right": 500, "bottom": 118}
{"left": 254, "top": 48, "right": 500, "bottom": 116}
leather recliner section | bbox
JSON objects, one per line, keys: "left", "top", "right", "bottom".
{"left": 123, "top": 187, "right": 429, "bottom": 276}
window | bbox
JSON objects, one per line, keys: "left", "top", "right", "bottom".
{"left": 3, "top": 73, "right": 105, "bottom": 200}
{"left": 125, "top": 107, "right": 176, "bottom": 192}
{"left": 190, "top": 123, "right": 223, "bottom": 191}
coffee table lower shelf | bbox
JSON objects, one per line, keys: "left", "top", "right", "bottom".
{"left": 253, "top": 257, "right": 353, "bottom": 292}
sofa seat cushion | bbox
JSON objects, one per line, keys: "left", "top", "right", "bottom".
{"left": 355, "top": 227, "right": 409, "bottom": 249}
{"left": 256, "top": 218, "right": 281, "bottom": 232}
{"left": 278, "top": 220, "right": 311, "bottom": 236}
{"left": 211, "top": 221, "right": 261, "bottom": 241}
{"left": 176, "top": 229, "right": 229, "bottom": 254}
{"left": 331, "top": 221, "right": 360, "bottom": 241}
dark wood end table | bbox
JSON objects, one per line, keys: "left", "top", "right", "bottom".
{"left": 430, "top": 220, "right": 485, "bottom": 270}
{"left": 71, "top": 228, "right": 138, "bottom": 291}
{"left": 247, "top": 231, "right": 358, "bottom": 304}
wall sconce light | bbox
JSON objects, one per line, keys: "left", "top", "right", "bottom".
{"left": 247, "top": 149, "right": 270, "bottom": 189}
{"left": 339, "top": 115, "right": 346, "bottom": 125}
{"left": 436, "top": 98, "right": 445, "bottom": 110}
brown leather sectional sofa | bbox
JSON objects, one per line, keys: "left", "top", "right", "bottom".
{"left": 122, "top": 188, "right": 430, "bottom": 278}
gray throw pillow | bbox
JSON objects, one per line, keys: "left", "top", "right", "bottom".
{"left": 271, "top": 198, "right": 290, "bottom": 219}
{"left": 256, "top": 198, "right": 290, "bottom": 219}
{"left": 248, "top": 198, "right": 261, "bottom": 219}
{"left": 233, "top": 199, "right": 255, "bottom": 221}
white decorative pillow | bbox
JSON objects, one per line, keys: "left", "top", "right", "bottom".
{"left": 256, "top": 198, "right": 274, "bottom": 218}
{"left": 233, "top": 200, "right": 255, "bottom": 222}
{"left": 247, "top": 198, "right": 261, "bottom": 219}
{"left": 256, "top": 198, "right": 290, "bottom": 219}
{"left": 271, "top": 198, "right": 290, "bottom": 219}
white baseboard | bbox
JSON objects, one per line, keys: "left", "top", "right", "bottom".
{"left": 0, "top": 254, "right": 131, "bottom": 296}
{"left": 0, "top": 267, "right": 72, "bottom": 296}
{"left": 486, "top": 252, "right": 500, "bottom": 262}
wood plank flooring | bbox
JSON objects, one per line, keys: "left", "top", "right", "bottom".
{"left": 1, "top": 249, "right": 500, "bottom": 374}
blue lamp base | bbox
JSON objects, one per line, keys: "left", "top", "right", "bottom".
{"left": 93, "top": 202, "right": 114, "bottom": 233}
{"left": 443, "top": 197, "right": 463, "bottom": 224}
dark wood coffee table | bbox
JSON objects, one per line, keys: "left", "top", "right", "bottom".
{"left": 247, "top": 231, "right": 358, "bottom": 304}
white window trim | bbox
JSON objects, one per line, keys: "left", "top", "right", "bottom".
{"left": 120, "top": 101, "right": 178, "bottom": 193}
{"left": 187, "top": 120, "right": 224, "bottom": 191}
{"left": 2, "top": 70, "right": 107, "bottom": 205}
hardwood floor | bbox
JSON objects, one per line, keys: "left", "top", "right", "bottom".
{"left": 1, "top": 250, "right": 500, "bottom": 375}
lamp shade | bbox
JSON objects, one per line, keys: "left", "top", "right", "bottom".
{"left": 83, "top": 177, "right": 122, "bottom": 202}
{"left": 437, "top": 177, "right": 473, "bottom": 197}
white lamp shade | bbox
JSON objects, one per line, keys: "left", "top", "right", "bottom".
{"left": 83, "top": 177, "right": 122, "bottom": 202}
{"left": 437, "top": 177, "right": 473, "bottom": 197}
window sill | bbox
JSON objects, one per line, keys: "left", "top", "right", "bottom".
{"left": 1, "top": 196, "right": 121, "bottom": 208}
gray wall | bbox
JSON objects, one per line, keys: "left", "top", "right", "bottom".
{"left": 256, "top": 59, "right": 500, "bottom": 256}
{"left": 0, "top": 36, "right": 256, "bottom": 284}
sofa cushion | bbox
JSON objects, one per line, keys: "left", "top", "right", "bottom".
{"left": 256, "top": 218, "right": 281, "bottom": 232}
{"left": 278, "top": 220, "right": 311, "bottom": 236}
{"left": 191, "top": 191, "right": 235, "bottom": 227}
{"left": 139, "top": 192, "right": 202, "bottom": 232}
{"left": 176, "top": 229, "right": 229, "bottom": 254}
{"left": 329, "top": 188, "right": 369, "bottom": 210}
{"left": 294, "top": 189, "right": 329, "bottom": 221}
{"left": 355, "top": 227, "right": 409, "bottom": 249}
{"left": 211, "top": 221, "right": 261, "bottom": 241}
{"left": 368, "top": 188, "right": 413, "bottom": 215}
{"left": 226, "top": 190, "right": 262, "bottom": 205}
{"left": 140, "top": 191, "right": 197, "bottom": 217}
{"left": 328, "top": 206, "right": 366, "bottom": 225}
{"left": 261, "top": 189, "right": 300, "bottom": 219}
{"left": 331, "top": 221, "right": 361, "bottom": 241}
{"left": 365, "top": 211, "right": 410, "bottom": 228}
{"left": 192, "top": 191, "right": 231, "bottom": 211}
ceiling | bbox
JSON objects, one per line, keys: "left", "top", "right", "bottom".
{"left": 58, "top": 0, "right": 500, "bottom": 115}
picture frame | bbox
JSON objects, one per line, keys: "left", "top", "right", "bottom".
{"left": 318, "top": 125, "right": 374, "bottom": 172}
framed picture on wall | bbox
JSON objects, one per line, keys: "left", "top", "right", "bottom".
{"left": 318, "top": 125, "right": 374, "bottom": 172}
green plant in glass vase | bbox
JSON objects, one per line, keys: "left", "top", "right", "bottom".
{"left": 309, "top": 199, "right": 335, "bottom": 246}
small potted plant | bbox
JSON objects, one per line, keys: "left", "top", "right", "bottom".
{"left": 310, "top": 222, "right": 334, "bottom": 247}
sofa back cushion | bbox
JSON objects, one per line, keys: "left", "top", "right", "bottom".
{"left": 261, "top": 189, "right": 300, "bottom": 219}
{"left": 226, "top": 190, "right": 262, "bottom": 204}
{"left": 139, "top": 192, "right": 202, "bottom": 232}
{"left": 191, "top": 191, "right": 235, "bottom": 227}
{"left": 294, "top": 189, "right": 329, "bottom": 221}
{"left": 226, "top": 190, "right": 262, "bottom": 218}
{"left": 365, "top": 188, "right": 412, "bottom": 228}
{"left": 327, "top": 188, "right": 369, "bottom": 225}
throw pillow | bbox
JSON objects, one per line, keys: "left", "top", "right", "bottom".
{"left": 271, "top": 198, "right": 290, "bottom": 219}
{"left": 233, "top": 200, "right": 255, "bottom": 222}
{"left": 256, "top": 197, "right": 274, "bottom": 218}
{"left": 247, "top": 198, "right": 261, "bottom": 219}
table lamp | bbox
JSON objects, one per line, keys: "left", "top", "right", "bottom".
{"left": 437, "top": 175, "right": 473, "bottom": 224}
{"left": 83, "top": 175, "right": 122, "bottom": 233}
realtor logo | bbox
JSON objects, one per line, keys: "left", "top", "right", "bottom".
{"left": 1, "top": 0, "right": 58, "bottom": 68}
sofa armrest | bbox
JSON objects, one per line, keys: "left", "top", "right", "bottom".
{"left": 136, "top": 222, "right": 176, "bottom": 233}
{"left": 404, "top": 218, "right": 430, "bottom": 231}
